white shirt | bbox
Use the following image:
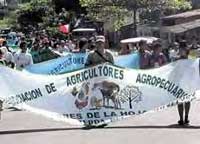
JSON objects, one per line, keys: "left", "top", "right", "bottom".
{"left": 58, "top": 46, "right": 70, "bottom": 53}
{"left": 4, "top": 51, "right": 14, "bottom": 63}
{"left": 14, "top": 51, "right": 33, "bottom": 70}
{"left": 169, "top": 49, "right": 179, "bottom": 61}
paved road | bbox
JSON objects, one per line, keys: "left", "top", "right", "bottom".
{"left": 1, "top": 101, "right": 200, "bottom": 144}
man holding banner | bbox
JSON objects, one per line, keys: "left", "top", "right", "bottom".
{"left": 85, "top": 36, "right": 114, "bottom": 128}
{"left": 177, "top": 40, "right": 191, "bottom": 125}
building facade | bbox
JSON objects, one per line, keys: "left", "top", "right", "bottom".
{"left": 160, "top": 9, "right": 200, "bottom": 47}
{"left": 192, "top": 0, "right": 200, "bottom": 9}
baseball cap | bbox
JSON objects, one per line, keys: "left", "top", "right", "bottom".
{"left": 96, "top": 35, "right": 105, "bottom": 43}
{"left": 96, "top": 39, "right": 105, "bottom": 43}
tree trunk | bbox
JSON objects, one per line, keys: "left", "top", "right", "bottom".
{"left": 133, "top": 8, "right": 137, "bottom": 37}
{"left": 129, "top": 97, "right": 133, "bottom": 109}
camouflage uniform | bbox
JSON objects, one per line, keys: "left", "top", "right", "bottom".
{"left": 85, "top": 50, "right": 114, "bottom": 67}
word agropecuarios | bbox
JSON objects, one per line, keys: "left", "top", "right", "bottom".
{"left": 136, "top": 73, "right": 195, "bottom": 100}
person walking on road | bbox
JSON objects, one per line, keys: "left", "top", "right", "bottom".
{"left": 177, "top": 40, "right": 191, "bottom": 125}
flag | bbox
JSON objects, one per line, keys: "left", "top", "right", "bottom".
{"left": 59, "top": 24, "right": 70, "bottom": 34}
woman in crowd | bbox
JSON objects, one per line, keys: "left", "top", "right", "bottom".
{"left": 150, "top": 43, "right": 167, "bottom": 68}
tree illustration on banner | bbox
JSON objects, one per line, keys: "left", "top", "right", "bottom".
{"left": 118, "top": 85, "right": 142, "bottom": 109}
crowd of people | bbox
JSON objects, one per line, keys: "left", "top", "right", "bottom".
{"left": 0, "top": 30, "right": 88, "bottom": 68}
{"left": 120, "top": 39, "right": 191, "bottom": 126}
{"left": 135, "top": 40, "right": 191, "bottom": 126}
{"left": 0, "top": 26, "right": 195, "bottom": 127}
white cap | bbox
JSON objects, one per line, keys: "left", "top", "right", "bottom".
{"left": 96, "top": 35, "right": 105, "bottom": 43}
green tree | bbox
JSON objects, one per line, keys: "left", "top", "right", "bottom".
{"left": 80, "top": 0, "right": 192, "bottom": 33}
{"left": 16, "top": 0, "right": 55, "bottom": 28}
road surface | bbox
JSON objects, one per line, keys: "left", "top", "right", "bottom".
{"left": 1, "top": 101, "right": 200, "bottom": 144}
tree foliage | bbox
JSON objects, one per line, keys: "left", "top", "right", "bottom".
{"left": 80, "top": 0, "right": 192, "bottom": 30}
{"left": 165, "top": 0, "right": 192, "bottom": 10}
{"left": 15, "top": 0, "right": 58, "bottom": 31}
{"left": 18, "top": 0, "right": 51, "bottom": 11}
{"left": 0, "top": 11, "right": 17, "bottom": 28}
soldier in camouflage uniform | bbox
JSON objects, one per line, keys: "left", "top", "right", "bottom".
{"left": 85, "top": 36, "right": 114, "bottom": 67}
{"left": 84, "top": 36, "right": 113, "bottom": 128}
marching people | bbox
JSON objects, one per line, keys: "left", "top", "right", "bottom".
{"left": 78, "top": 38, "right": 89, "bottom": 53}
{"left": 84, "top": 35, "right": 114, "bottom": 128}
{"left": 138, "top": 40, "right": 152, "bottom": 69}
{"left": 176, "top": 40, "right": 191, "bottom": 126}
{"left": 58, "top": 40, "right": 71, "bottom": 53}
{"left": 169, "top": 42, "right": 180, "bottom": 62}
{"left": 119, "top": 44, "right": 132, "bottom": 55}
{"left": 14, "top": 41, "right": 33, "bottom": 70}
{"left": 1, "top": 1, "right": 200, "bottom": 132}
{"left": 0, "top": 48, "right": 6, "bottom": 66}
{"left": 0, "top": 46, "right": 15, "bottom": 68}
{"left": 38, "top": 38, "right": 59, "bottom": 62}
{"left": 0, "top": 15, "right": 197, "bottom": 128}
{"left": 151, "top": 43, "right": 167, "bottom": 68}
{"left": 2, "top": 40, "right": 13, "bottom": 53}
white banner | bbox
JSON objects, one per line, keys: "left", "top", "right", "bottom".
{"left": 0, "top": 59, "right": 200, "bottom": 126}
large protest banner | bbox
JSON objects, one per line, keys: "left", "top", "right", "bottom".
{"left": 0, "top": 59, "right": 200, "bottom": 126}
{"left": 24, "top": 52, "right": 140, "bottom": 75}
